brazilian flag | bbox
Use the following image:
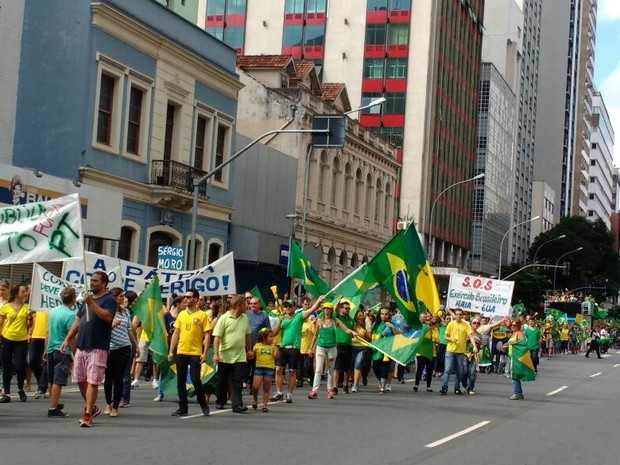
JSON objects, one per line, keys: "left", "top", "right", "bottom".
{"left": 366, "top": 225, "right": 440, "bottom": 328}
{"left": 287, "top": 239, "right": 329, "bottom": 297}
{"left": 325, "top": 264, "right": 377, "bottom": 317}
{"left": 130, "top": 275, "right": 169, "bottom": 361}
{"left": 511, "top": 339, "right": 536, "bottom": 382}
{"left": 593, "top": 304, "right": 608, "bottom": 320}
{"left": 361, "top": 326, "right": 432, "bottom": 365}
{"left": 159, "top": 345, "right": 218, "bottom": 397}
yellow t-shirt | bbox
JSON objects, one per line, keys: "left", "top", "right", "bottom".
{"left": 253, "top": 342, "right": 276, "bottom": 369}
{"left": 0, "top": 303, "right": 30, "bottom": 341}
{"left": 173, "top": 309, "right": 211, "bottom": 356}
{"left": 31, "top": 311, "right": 49, "bottom": 340}
{"left": 445, "top": 320, "right": 472, "bottom": 353}
{"left": 300, "top": 319, "right": 316, "bottom": 354}
{"left": 560, "top": 328, "right": 570, "bottom": 341}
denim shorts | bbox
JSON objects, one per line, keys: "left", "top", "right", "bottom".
{"left": 47, "top": 350, "right": 71, "bottom": 386}
{"left": 254, "top": 367, "right": 275, "bottom": 378}
{"left": 351, "top": 346, "right": 367, "bottom": 369}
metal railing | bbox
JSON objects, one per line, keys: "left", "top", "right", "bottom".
{"left": 150, "top": 160, "right": 207, "bottom": 196}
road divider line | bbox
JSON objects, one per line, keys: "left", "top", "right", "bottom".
{"left": 546, "top": 386, "right": 568, "bottom": 396}
{"left": 425, "top": 421, "right": 491, "bottom": 448}
{"left": 613, "top": 364, "right": 620, "bottom": 368}
{"left": 616, "top": 351, "right": 620, "bottom": 355}
{"left": 590, "top": 372, "right": 602, "bottom": 378}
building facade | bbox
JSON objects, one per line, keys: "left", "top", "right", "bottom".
{"left": 9, "top": 0, "right": 242, "bottom": 271}
{"left": 530, "top": 180, "right": 556, "bottom": 243}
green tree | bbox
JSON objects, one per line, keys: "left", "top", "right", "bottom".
{"left": 528, "top": 217, "right": 620, "bottom": 299}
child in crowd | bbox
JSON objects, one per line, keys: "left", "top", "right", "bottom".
{"left": 252, "top": 329, "right": 278, "bottom": 412}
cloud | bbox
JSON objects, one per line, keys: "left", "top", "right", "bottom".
{"left": 599, "top": 61, "right": 620, "bottom": 165}
{"left": 598, "top": 0, "right": 620, "bottom": 22}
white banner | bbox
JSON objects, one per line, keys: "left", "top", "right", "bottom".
{"left": 62, "top": 251, "right": 236, "bottom": 297}
{"left": 447, "top": 273, "right": 515, "bottom": 317}
{"left": 30, "top": 264, "right": 84, "bottom": 312}
{"left": 0, "top": 193, "right": 84, "bottom": 265}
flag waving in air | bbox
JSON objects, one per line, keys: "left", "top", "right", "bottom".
{"left": 287, "top": 239, "right": 329, "bottom": 297}
{"left": 130, "top": 275, "right": 169, "bottom": 362}
{"left": 358, "top": 326, "right": 432, "bottom": 366}
{"left": 325, "top": 264, "right": 377, "bottom": 316}
{"left": 367, "top": 225, "right": 440, "bottom": 328}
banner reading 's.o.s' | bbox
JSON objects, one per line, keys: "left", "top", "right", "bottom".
{"left": 447, "top": 273, "right": 514, "bottom": 317}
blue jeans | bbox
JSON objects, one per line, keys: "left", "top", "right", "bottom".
{"left": 464, "top": 358, "right": 477, "bottom": 391}
{"left": 441, "top": 351, "right": 464, "bottom": 391}
{"left": 530, "top": 348, "right": 539, "bottom": 372}
{"left": 512, "top": 379, "right": 522, "bottom": 395}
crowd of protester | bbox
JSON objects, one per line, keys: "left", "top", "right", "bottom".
{"left": 0, "top": 275, "right": 613, "bottom": 427}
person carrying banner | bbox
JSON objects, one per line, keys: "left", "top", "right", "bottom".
{"left": 46, "top": 286, "right": 77, "bottom": 418}
{"left": 61, "top": 271, "right": 116, "bottom": 427}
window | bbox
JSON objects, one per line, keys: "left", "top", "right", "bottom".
{"left": 590, "top": 160, "right": 596, "bottom": 166}
{"left": 226, "top": 0, "right": 246, "bottom": 14}
{"left": 390, "top": 0, "right": 410, "bottom": 11}
{"left": 355, "top": 168, "right": 363, "bottom": 215}
{"left": 206, "top": 27, "right": 224, "bottom": 41}
{"left": 589, "top": 193, "right": 595, "bottom": 200}
{"left": 307, "top": 0, "right": 327, "bottom": 13}
{"left": 367, "top": 0, "right": 388, "bottom": 10}
{"left": 385, "top": 92, "right": 405, "bottom": 113}
{"left": 343, "top": 163, "right": 352, "bottom": 211}
{"left": 304, "top": 24, "right": 325, "bottom": 46}
{"left": 126, "top": 87, "right": 143, "bottom": 155}
{"left": 124, "top": 78, "right": 151, "bottom": 160}
{"left": 283, "top": 25, "right": 303, "bottom": 46}
{"left": 374, "top": 178, "right": 382, "bottom": 222}
{"left": 207, "top": 0, "right": 225, "bottom": 14}
{"left": 87, "top": 237, "right": 104, "bottom": 254}
{"left": 225, "top": 26, "right": 245, "bottom": 48}
{"left": 97, "top": 74, "right": 116, "bottom": 146}
{"left": 285, "top": 0, "right": 304, "bottom": 13}
{"left": 387, "top": 24, "right": 408, "bottom": 45}
{"left": 386, "top": 58, "right": 407, "bottom": 78}
{"left": 194, "top": 115, "right": 210, "bottom": 171}
{"left": 118, "top": 223, "right": 140, "bottom": 262}
{"left": 365, "top": 24, "right": 386, "bottom": 45}
{"left": 331, "top": 157, "right": 340, "bottom": 206}
{"left": 318, "top": 151, "right": 328, "bottom": 201}
{"left": 214, "top": 123, "right": 231, "bottom": 185}
{"left": 384, "top": 182, "right": 392, "bottom": 225}
{"left": 364, "top": 59, "right": 384, "bottom": 79}
{"left": 207, "top": 240, "right": 224, "bottom": 264}
{"left": 163, "top": 102, "right": 178, "bottom": 161}
{"left": 365, "top": 173, "right": 374, "bottom": 218}
{"left": 361, "top": 92, "right": 383, "bottom": 114}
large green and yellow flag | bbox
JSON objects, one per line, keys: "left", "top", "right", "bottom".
{"left": 158, "top": 346, "right": 217, "bottom": 397}
{"left": 325, "top": 264, "right": 377, "bottom": 316}
{"left": 287, "top": 239, "right": 330, "bottom": 297}
{"left": 250, "top": 285, "right": 268, "bottom": 311}
{"left": 360, "top": 326, "right": 432, "bottom": 365}
{"left": 511, "top": 339, "right": 536, "bottom": 382}
{"left": 593, "top": 304, "right": 608, "bottom": 320}
{"left": 547, "top": 308, "right": 568, "bottom": 325}
{"left": 366, "top": 225, "right": 440, "bottom": 328}
{"left": 130, "top": 275, "right": 169, "bottom": 363}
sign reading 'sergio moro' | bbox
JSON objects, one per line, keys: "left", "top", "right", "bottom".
{"left": 446, "top": 273, "right": 515, "bottom": 317}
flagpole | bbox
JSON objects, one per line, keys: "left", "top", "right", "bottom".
{"left": 81, "top": 260, "right": 90, "bottom": 322}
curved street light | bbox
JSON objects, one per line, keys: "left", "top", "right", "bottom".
{"left": 428, "top": 172, "right": 485, "bottom": 264}
{"left": 532, "top": 234, "right": 567, "bottom": 264}
{"left": 553, "top": 246, "right": 584, "bottom": 290}
{"left": 498, "top": 215, "right": 540, "bottom": 279}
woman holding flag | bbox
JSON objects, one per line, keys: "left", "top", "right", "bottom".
{"left": 371, "top": 309, "right": 399, "bottom": 394}
{"left": 351, "top": 310, "right": 371, "bottom": 393}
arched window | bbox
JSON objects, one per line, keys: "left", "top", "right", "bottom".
{"left": 354, "top": 168, "right": 363, "bottom": 215}
{"left": 207, "top": 238, "right": 224, "bottom": 264}
{"left": 331, "top": 157, "right": 341, "bottom": 206}
{"left": 185, "top": 234, "right": 205, "bottom": 270}
{"left": 374, "top": 178, "right": 383, "bottom": 223}
{"left": 339, "top": 250, "right": 347, "bottom": 266}
{"left": 118, "top": 221, "right": 140, "bottom": 262}
{"left": 384, "top": 182, "right": 392, "bottom": 225}
{"left": 343, "top": 163, "right": 352, "bottom": 211}
{"left": 317, "top": 151, "right": 328, "bottom": 202}
{"left": 307, "top": 149, "right": 317, "bottom": 200}
{"left": 351, "top": 253, "right": 359, "bottom": 268}
{"left": 365, "top": 173, "right": 374, "bottom": 219}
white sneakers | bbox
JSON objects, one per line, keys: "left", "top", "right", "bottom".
{"left": 131, "top": 379, "right": 140, "bottom": 388}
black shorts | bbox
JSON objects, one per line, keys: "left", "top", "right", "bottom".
{"left": 276, "top": 347, "right": 301, "bottom": 370}
{"left": 334, "top": 344, "right": 353, "bottom": 371}
{"left": 47, "top": 350, "right": 71, "bottom": 386}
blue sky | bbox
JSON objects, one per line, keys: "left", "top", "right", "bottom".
{"left": 595, "top": 0, "right": 620, "bottom": 165}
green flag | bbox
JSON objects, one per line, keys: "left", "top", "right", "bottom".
{"left": 130, "top": 275, "right": 168, "bottom": 363}
{"left": 511, "top": 339, "right": 536, "bottom": 382}
{"left": 547, "top": 308, "right": 568, "bottom": 326}
{"left": 250, "top": 285, "right": 268, "bottom": 312}
{"left": 512, "top": 303, "right": 526, "bottom": 318}
{"left": 158, "top": 345, "right": 218, "bottom": 397}
{"left": 366, "top": 225, "right": 440, "bottom": 329}
{"left": 325, "top": 264, "right": 377, "bottom": 317}
{"left": 593, "top": 304, "right": 608, "bottom": 320}
{"left": 287, "top": 239, "right": 329, "bottom": 297}
{"left": 361, "top": 326, "right": 432, "bottom": 365}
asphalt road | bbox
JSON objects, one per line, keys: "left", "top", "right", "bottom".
{"left": 1, "top": 352, "right": 619, "bottom": 465}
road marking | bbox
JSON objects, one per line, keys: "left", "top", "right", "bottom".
{"left": 616, "top": 351, "right": 620, "bottom": 355}
{"left": 546, "top": 386, "right": 568, "bottom": 396}
{"left": 590, "top": 372, "right": 602, "bottom": 378}
{"left": 613, "top": 364, "right": 620, "bottom": 368}
{"left": 601, "top": 354, "right": 611, "bottom": 358}
{"left": 180, "top": 401, "right": 282, "bottom": 419}
{"left": 425, "top": 421, "right": 491, "bottom": 448}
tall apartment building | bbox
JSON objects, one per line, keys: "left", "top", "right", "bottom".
{"left": 587, "top": 91, "right": 614, "bottom": 228}
{"left": 534, "top": 0, "right": 597, "bottom": 219}
{"left": 173, "top": 0, "right": 485, "bottom": 274}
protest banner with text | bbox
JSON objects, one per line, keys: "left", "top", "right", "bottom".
{"left": 446, "top": 272, "right": 514, "bottom": 317}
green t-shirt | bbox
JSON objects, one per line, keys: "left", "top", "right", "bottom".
{"left": 316, "top": 322, "right": 337, "bottom": 348}
{"left": 438, "top": 322, "right": 448, "bottom": 344}
{"left": 280, "top": 312, "right": 304, "bottom": 348}
{"left": 524, "top": 326, "right": 541, "bottom": 350}
{"left": 46, "top": 304, "right": 76, "bottom": 354}
{"left": 335, "top": 314, "right": 354, "bottom": 344}
{"left": 213, "top": 312, "right": 251, "bottom": 363}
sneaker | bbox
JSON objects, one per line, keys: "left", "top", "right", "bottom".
{"left": 439, "top": 387, "right": 448, "bottom": 395}
{"left": 343, "top": 385, "right": 349, "bottom": 394}
{"left": 171, "top": 408, "right": 188, "bottom": 416}
{"left": 91, "top": 406, "right": 101, "bottom": 418}
{"left": 285, "top": 393, "right": 293, "bottom": 404}
{"left": 308, "top": 390, "right": 318, "bottom": 399}
{"left": 34, "top": 390, "right": 43, "bottom": 399}
{"left": 131, "top": 379, "right": 140, "bottom": 388}
{"left": 385, "top": 384, "right": 391, "bottom": 392}
{"left": 269, "top": 393, "right": 283, "bottom": 402}
{"left": 233, "top": 405, "right": 248, "bottom": 413}
{"left": 79, "top": 413, "right": 92, "bottom": 427}
{"left": 200, "top": 404, "right": 210, "bottom": 416}
{"left": 152, "top": 380, "right": 158, "bottom": 390}
{"left": 328, "top": 389, "right": 335, "bottom": 399}
{"left": 104, "top": 405, "right": 112, "bottom": 415}
{"left": 48, "top": 407, "right": 70, "bottom": 418}
{"left": 18, "top": 390, "right": 27, "bottom": 402}
{"left": 119, "top": 401, "right": 130, "bottom": 408}
{"left": 332, "top": 387, "right": 338, "bottom": 395}
{"left": 454, "top": 389, "right": 463, "bottom": 395}
{"left": 468, "top": 390, "right": 476, "bottom": 395}
{"left": 351, "top": 385, "right": 358, "bottom": 393}
{"left": 509, "top": 394, "right": 520, "bottom": 400}
{"left": 153, "top": 395, "right": 164, "bottom": 402}
{"left": 109, "top": 409, "right": 119, "bottom": 418}
{"left": 517, "top": 394, "right": 524, "bottom": 400}
{"left": 0, "top": 394, "right": 11, "bottom": 403}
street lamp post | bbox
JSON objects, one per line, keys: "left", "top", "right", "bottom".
{"left": 498, "top": 215, "right": 540, "bottom": 279}
{"left": 428, "top": 173, "right": 485, "bottom": 265}
{"left": 553, "top": 246, "right": 583, "bottom": 291}
{"left": 502, "top": 263, "right": 566, "bottom": 281}
{"left": 532, "top": 234, "right": 566, "bottom": 264}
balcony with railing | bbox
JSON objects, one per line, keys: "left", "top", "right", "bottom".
{"left": 149, "top": 160, "right": 207, "bottom": 210}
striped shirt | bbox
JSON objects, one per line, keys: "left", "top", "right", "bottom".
{"left": 109, "top": 310, "right": 132, "bottom": 350}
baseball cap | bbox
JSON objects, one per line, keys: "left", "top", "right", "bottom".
{"left": 322, "top": 302, "right": 334, "bottom": 309}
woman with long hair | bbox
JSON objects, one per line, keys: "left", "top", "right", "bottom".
{"left": 371, "top": 309, "right": 398, "bottom": 394}
{"left": 351, "top": 310, "right": 371, "bottom": 392}
{"left": 507, "top": 319, "right": 526, "bottom": 400}
{"left": 0, "top": 284, "right": 31, "bottom": 402}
